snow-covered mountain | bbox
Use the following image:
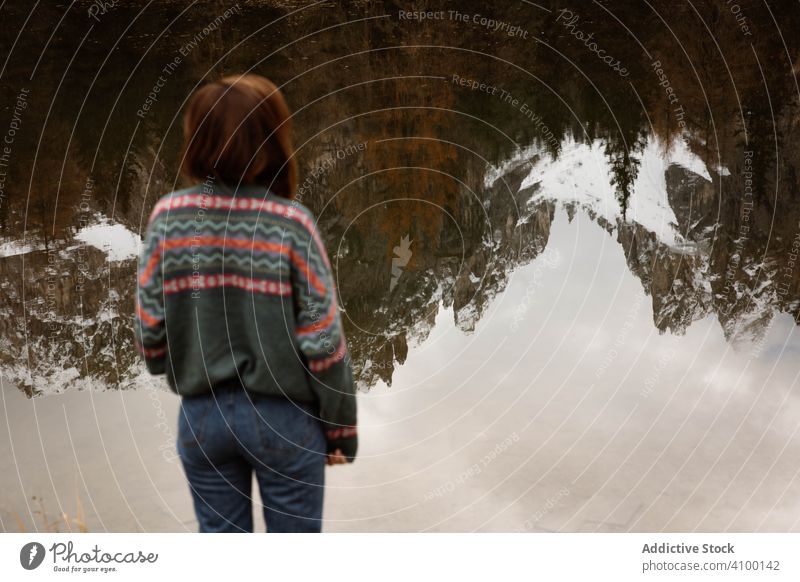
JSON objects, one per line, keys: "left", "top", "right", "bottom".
{"left": 491, "top": 135, "right": 799, "bottom": 348}
{"left": 1, "top": 135, "right": 797, "bottom": 394}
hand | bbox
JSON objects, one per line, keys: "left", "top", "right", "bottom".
{"left": 326, "top": 448, "right": 348, "bottom": 465}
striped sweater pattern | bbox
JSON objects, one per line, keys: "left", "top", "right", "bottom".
{"left": 134, "top": 182, "right": 357, "bottom": 460}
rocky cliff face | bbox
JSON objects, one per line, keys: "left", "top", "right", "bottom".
{"left": 0, "top": 240, "right": 140, "bottom": 395}
{"left": 3, "top": 128, "right": 798, "bottom": 393}
{"left": 327, "top": 148, "right": 556, "bottom": 389}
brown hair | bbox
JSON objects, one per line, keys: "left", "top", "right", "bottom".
{"left": 181, "top": 74, "right": 297, "bottom": 198}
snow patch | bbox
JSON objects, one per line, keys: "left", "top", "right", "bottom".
{"left": 75, "top": 215, "right": 141, "bottom": 262}
{"left": 713, "top": 164, "right": 731, "bottom": 177}
{"left": 484, "top": 143, "right": 542, "bottom": 188}
{"left": 0, "top": 239, "right": 40, "bottom": 258}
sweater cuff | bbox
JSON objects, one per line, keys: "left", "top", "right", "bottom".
{"left": 135, "top": 340, "right": 167, "bottom": 375}
{"left": 325, "top": 426, "right": 358, "bottom": 462}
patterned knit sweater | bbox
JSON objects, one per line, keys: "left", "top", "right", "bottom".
{"left": 134, "top": 181, "right": 357, "bottom": 461}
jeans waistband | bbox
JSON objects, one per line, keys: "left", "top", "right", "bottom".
{"left": 209, "top": 379, "right": 317, "bottom": 413}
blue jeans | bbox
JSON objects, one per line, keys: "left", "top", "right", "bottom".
{"left": 176, "top": 385, "right": 326, "bottom": 532}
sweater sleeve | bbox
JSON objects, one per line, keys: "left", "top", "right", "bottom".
{"left": 289, "top": 208, "right": 357, "bottom": 462}
{"left": 134, "top": 212, "right": 168, "bottom": 374}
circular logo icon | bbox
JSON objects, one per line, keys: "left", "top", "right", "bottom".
{"left": 20, "top": 542, "right": 46, "bottom": 570}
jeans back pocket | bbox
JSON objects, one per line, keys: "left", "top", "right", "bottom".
{"left": 251, "top": 395, "right": 318, "bottom": 453}
{"left": 178, "top": 393, "right": 217, "bottom": 450}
